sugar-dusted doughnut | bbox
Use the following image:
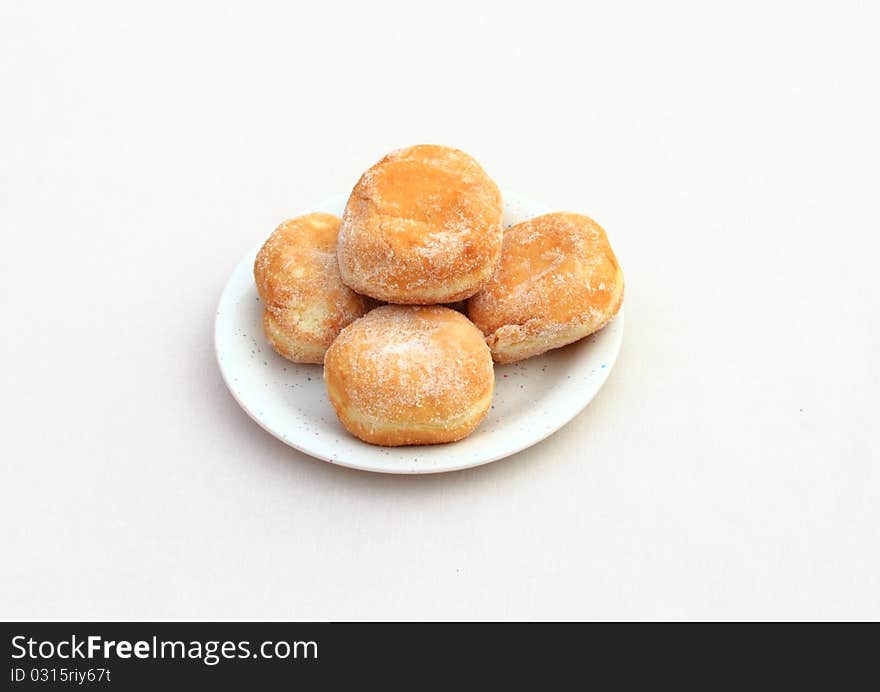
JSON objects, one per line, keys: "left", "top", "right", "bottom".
{"left": 467, "top": 213, "right": 623, "bottom": 364}
{"left": 254, "top": 212, "right": 373, "bottom": 364}
{"left": 324, "top": 305, "right": 494, "bottom": 446}
{"left": 337, "top": 145, "right": 503, "bottom": 304}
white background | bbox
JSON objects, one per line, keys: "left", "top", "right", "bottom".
{"left": 2, "top": 1, "right": 878, "bottom": 620}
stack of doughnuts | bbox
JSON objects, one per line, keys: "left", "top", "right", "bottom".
{"left": 254, "top": 144, "right": 623, "bottom": 447}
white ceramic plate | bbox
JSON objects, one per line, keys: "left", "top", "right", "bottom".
{"left": 215, "top": 191, "right": 624, "bottom": 474}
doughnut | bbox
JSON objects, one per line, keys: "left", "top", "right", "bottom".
{"left": 337, "top": 145, "right": 503, "bottom": 304}
{"left": 467, "top": 212, "right": 623, "bottom": 364}
{"left": 253, "top": 212, "right": 373, "bottom": 364}
{"left": 324, "top": 305, "right": 494, "bottom": 446}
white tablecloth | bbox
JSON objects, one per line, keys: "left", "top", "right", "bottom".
{"left": 2, "top": 0, "right": 877, "bottom": 620}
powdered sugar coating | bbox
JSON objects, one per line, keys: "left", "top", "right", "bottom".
{"left": 324, "top": 305, "right": 494, "bottom": 445}
{"left": 253, "top": 212, "right": 373, "bottom": 363}
{"left": 467, "top": 213, "right": 624, "bottom": 364}
{"left": 337, "top": 145, "right": 503, "bottom": 304}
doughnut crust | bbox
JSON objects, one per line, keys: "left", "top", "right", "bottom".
{"left": 324, "top": 306, "right": 494, "bottom": 446}
{"left": 254, "top": 213, "right": 373, "bottom": 364}
{"left": 337, "top": 145, "right": 503, "bottom": 304}
{"left": 467, "top": 213, "right": 624, "bottom": 364}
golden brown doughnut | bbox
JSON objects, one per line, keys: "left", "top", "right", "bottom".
{"left": 324, "top": 305, "right": 494, "bottom": 446}
{"left": 467, "top": 212, "right": 623, "bottom": 364}
{"left": 254, "top": 212, "right": 373, "bottom": 364}
{"left": 337, "top": 145, "right": 503, "bottom": 304}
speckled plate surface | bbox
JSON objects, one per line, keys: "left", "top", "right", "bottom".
{"left": 215, "top": 191, "right": 624, "bottom": 474}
